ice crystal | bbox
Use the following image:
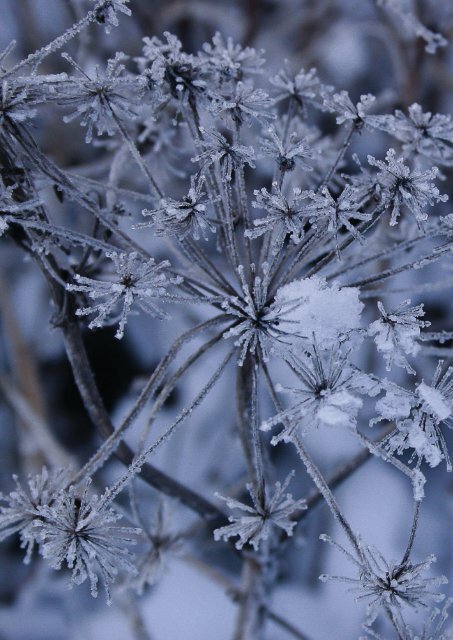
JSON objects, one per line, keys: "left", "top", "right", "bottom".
{"left": 222, "top": 270, "right": 361, "bottom": 364}
{"left": 221, "top": 264, "right": 298, "bottom": 365}
{"left": 369, "top": 300, "right": 430, "bottom": 374}
{"left": 368, "top": 149, "right": 448, "bottom": 226}
{"left": 0, "top": 79, "right": 37, "bottom": 126}
{"left": 377, "top": 0, "right": 447, "bottom": 54}
{"left": 0, "top": 467, "right": 69, "bottom": 563}
{"left": 201, "top": 32, "right": 265, "bottom": 82}
{"left": 129, "top": 502, "right": 182, "bottom": 594}
{"left": 0, "top": 182, "right": 40, "bottom": 235}
{"left": 377, "top": 362, "right": 453, "bottom": 470}
{"left": 67, "top": 251, "right": 181, "bottom": 339}
{"left": 405, "top": 599, "right": 453, "bottom": 640}
{"left": 213, "top": 471, "right": 306, "bottom": 550}
{"left": 270, "top": 64, "right": 325, "bottom": 108}
{"left": 140, "top": 32, "right": 205, "bottom": 102}
{"left": 363, "top": 599, "right": 453, "bottom": 639}
{"left": 347, "top": 153, "right": 382, "bottom": 205}
{"left": 37, "top": 481, "right": 139, "bottom": 604}
{"left": 211, "top": 80, "right": 274, "bottom": 127}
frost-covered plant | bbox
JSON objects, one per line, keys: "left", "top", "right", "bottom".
{"left": 66, "top": 251, "right": 183, "bottom": 339}
{"left": 0, "top": 2, "right": 452, "bottom": 638}
{"left": 261, "top": 343, "right": 376, "bottom": 443}
{"left": 36, "top": 481, "right": 139, "bottom": 604}
{"left": 367, "top": 149, "right": 448, "bottom": 226}
{"left": 376, "top": 362, "right": 453, "bottom": 471}
{"left": 369, "top": 300, "right": 430, "bottom": 374}
{"left": 320, "top": 530, "right": 448, "bottom": 637}
{"left": 214, "top": 471, "right": 306, "bottom": 550}
{"left": 0, "top": 467, "right": 69, "bottom": 563}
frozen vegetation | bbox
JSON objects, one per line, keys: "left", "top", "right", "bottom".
{"left": 0, "top": 0, "right": 452, "bottom": 638}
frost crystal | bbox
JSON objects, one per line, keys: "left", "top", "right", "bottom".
{"left": 201, "top": 32, "right": 265, "bottom": 82}
{"left": 213, "top": 472, "right": 306, "bottom": 550}
{"left": 368, "top": 149, "right": 448, "bottom": 226}
{"left": 0, "top": 182, "right": 40, "bottom": 235}
{"left": 191, "top": 127, "right": 256, "bottom": 182}
{"left": 37, "top": 481, "right": 139, "bottom": 604}
{"left": 377, "top": 0, "right": 447, "bottom": 54}
{"left": 221, "top": 264, "right": 294, "bottom": 365}
{"left": 377, "top": 363, "right": 453, "bottom": 470}
{"left": 0, "top": 79, "right": 37, "bottom": 126}
{"left": 363, "top": 598, "right": 453, "bottom": 639}
{"left": 67, "top": 251, "right": 181, "bottom": 339}
{"left": 211, "top": 80, "right": 274, "bottom": 126}
{"left": 260, "top": 126, "right": 314, "bottom": 173}
{"left": 129, "top": 502, "right": 181, "bottom": 594}
{"left": 92, "top": 0, "right": 131, "bottom": 33}
{"left": 369, "top": 300, "right": 430, "bottom": 374}
{"left": 270, "top": 64, "right": 325, "bottom": 107}
{"left": 222, "top": 270, "right": 362, "bottom": 364}
{"left": 140, "top": 32, "right": 205, "bottom": 102}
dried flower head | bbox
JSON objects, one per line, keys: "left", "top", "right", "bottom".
{"left": 369, "top": 300, "right": 430, "bottom": 374}
{"left": 368, "top": 149, "right": 448, "bottom": 226}
{"left": 37, "top": 481, "right": 139, "bottom": 604}
{"left": 214, "top": 471, "right": 306, "bottom": 550}
{"left": 0, "top": 467, "right": 69, "bottom": 563}
{"left": 320, "top": 534, "right": 447, "bottom": 634}
{"left": 261, "top": 344, "right": 375, "bottom": 443}
{"left": 139, "top": 176, "right": 215, "bottom": 240}
{"left": 60, "top": 52, "right": 146, "bottom": 142}
{"left": 67, "top": 251, "right": 182, "bottom": 339}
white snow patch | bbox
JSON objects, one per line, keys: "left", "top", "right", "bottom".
{"left": 275, "top": 276, "right": 363, "bottom": 348}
